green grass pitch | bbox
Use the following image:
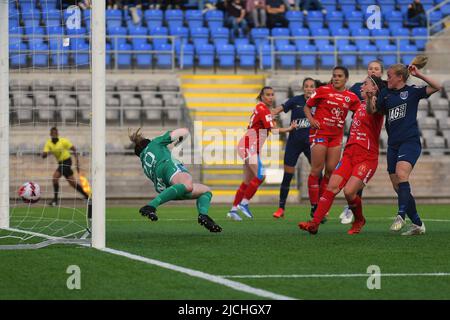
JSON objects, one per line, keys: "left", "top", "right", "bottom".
{"left": 1, "top": 204, "right": 450, "bottom": 300}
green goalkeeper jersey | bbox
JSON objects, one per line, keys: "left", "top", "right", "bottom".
{"left": 139, "top": 131, "right": 189, "bottom": 193}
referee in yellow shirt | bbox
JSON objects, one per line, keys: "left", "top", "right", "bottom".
{"left": 42, "top": 127, "right": 90, "bottom": 207}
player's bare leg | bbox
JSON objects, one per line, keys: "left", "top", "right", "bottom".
{"left": 308, "top": 144, "right": 327, "bottom": 217}
{"left": 344, "top": 177, "right": 366, "bottom": 234}
{"left": 50, "top": 170, "right": 61, "bottom": 206}
{"left": 237, "top": 157, "right": 265, "bottom": 219}
{"left": 273, "top": 164, "right": 296, "bottom": 219}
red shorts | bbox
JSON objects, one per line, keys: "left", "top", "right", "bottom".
{"left": 237, "top": 134, "right": 260, "bottom": 160}
{"left": 309, "top": 130, "right": 343, "bottom": 148}
{"left": 333, "top": 144, "right": 378, "bottom": 186}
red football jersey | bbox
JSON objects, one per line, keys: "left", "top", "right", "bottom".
{"left": 306, "top": 84, "right": 360, "bottom": 137}
{"left": 346, "top": 102, "right": 384, "bottom": 159}
{"left": 238, "top": 102, "right": 274, "bottom": 158}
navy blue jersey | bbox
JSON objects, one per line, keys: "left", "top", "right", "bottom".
{"left": 376, "top": 85, "right": 428, "bottom": 146}
{"left": 282, "top": 94, "right": 310, "bottom": 141}
{"left": 350, "top": 82, "right": 363, "bottom": 101}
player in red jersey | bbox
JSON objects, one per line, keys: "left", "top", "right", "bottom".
{"left": 304, "top": 66, "right": 360, "bottom": 220}
{"left": 298, "top": 75, "right": 386, "bottom": 235}
{"left": 227, "top": 86, "right": 298, "bottom": 221}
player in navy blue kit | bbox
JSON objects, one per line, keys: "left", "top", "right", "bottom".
{"left": 271, "top": 78, "right": 316, "bottom": 218}
{"left": 339, "top": 60, "right": 385, "bottom": 224}
{"left": 366, "top": 59, "right": 441, "bottom": 235}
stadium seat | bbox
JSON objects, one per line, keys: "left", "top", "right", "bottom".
{"left": 352, "top": 28, "right": 370, "bottom": 47}
{"left": 36, "top": 94, "right": 56, "bottom": 122}
{"left": 72, "top": 41, "right": 90, "bottom": 67}
{"left": 391, "top": 28, "right": 411, "bottom": 48}
{"left": 42, "top": 9, "right": 61, "bottom": 27}
{"left": 185, "top": 10, "right": 203, "bottom": 29}
{"left": 276, "top": 44, "right": 296, "bottom": 69}
{"left": 57, "top": 95, "right": 78, "bottom": 123}
{"left": 286, "top": 10, "right": 303, "bottom": 26}
{"left": 431, "top": 98, "right": 450, "bottom": 119}
{"left": 13, "top": 95, "right": 34, "bottom": 122}
{"left": 190, "top": 27, "right": 209, "bottom": 47}
{"left": 234, "top": 37, "right": 249, "bottom": 47}
{"left": 159, "top": 79, "right": 180, "bottom": 92}
{"left": 237, "top": 44, "right": 256, "bottom": 68}
{"left": 9, "top": 43, "right": 28, "bottom": 68}
{"left": 332, "top": 28, "right": 350, "bottom": 47}
{"left": 251, "top": 28, "right": 269, "bottom": 50}
{"left": 142, "top": 95, "right": 163, "bottom": 121}
{"left": 128, "top": 26, "right": 148, "bottom": 47}
{"left": 134, "top": 42, "right": 153, "bottom": 68}
{"left": 384, "top": 11, "right": 404, "bottom": 30}
{"left": 377, "top": 0, "right": 396, "bottom": 14}
{"left": 122, "top": 95, "right": 142, "bottom": 122}
{"left": 165, "top": 9, "right": 184, "bottom": 29}
{"left": 205, "top": 10, "right": 224, "bottom": 29}
{"left": 124, "top": 8, "right": 144, "bottom": 27}
{"left": 400, "top": 44, "right": 418, "bottom": 65}
{"left": 358, "top": 44, "right": 378, "bottom": 67}
{"left": 106, "top": 9, "right": 123, "bottom": 28}
{"left": 306, "top": 11, "right": 324, "bottom": 29}
{"left": 339, "top": 44, "right": 358, "bottom": 68}
{"left": 154, "top": 43, "right": 173, "bottom": 69}
{"left": 412, "top": 28, "right": 428, "bottom": 50}
{"left": 297, "top": 43, "right": 317, "bottom": 69}
{"left": 379, "top": 44, "right": 398, "bottom": 66}
{"left": 144, "top": 9, "right": 163, "bottom": 29}
{"left": 260, "top": 44, "right": 273, "bottom": 70}
{"left": 49, "top": 40, "right": 69, "bottom": 68}
{"left": 196, "top": 43, "right": 215, "bottom": 68}
{"left": 216, "top": 44, "right": 235, "bottom": 68}
{"left": 211, "top": 27, "right": 230, "bottom": 47}
{"left": 371, "top": 29, "right": 391, "bottom": 47}
{"left": 117, "top": 43, "right": 132, "bottom": 68}
{"left": 419, "top": 117, "right": 438, "bottom": 139}
{"left": 176, "top": 43, "right": 194, "bottom": 68}
{"left": 291, "top": 27, "right": 310, "bottom": 48}
{"left": 339, "top": 0, "right": 357, "bottom": 14}
{"left": 319, "top": 44, "right": 335, "bottom": 68}
{"left": 21, "top": 7, "right": 41, "bottom": 20}
{"left": 30, "top": 42, "right": 49, "bottom": 67}
{"left": 108, "top": 26, "right": 128, "bottom": 48}
{"left": 105, "top": 94, "right": 121, "bottom": 123}
{"left": 311, "top": 28, "right": 330, "bottom": 47}
{"left": 271, "top": 28, "right": 290, "bottom": 47}
{"left": 345, "top": 11, "right": 364, "bottom": 31}
{"left": 165, "top": 97, "right": 183, "bottom": 121}
{"left": 326, "top": 11, "right": 344, "bottom": 30}
{"left": 150, "top": 26, "right": 169, "bottom": 47}
{"left": 171, "top": 25, "right": 190, "bottom": 49}
{"left": 429, "top": 11, "right": 444, "bottom": 33}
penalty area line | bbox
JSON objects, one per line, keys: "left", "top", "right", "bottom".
{"left": 100, "top": 246, "right": 296, "bottom": 300}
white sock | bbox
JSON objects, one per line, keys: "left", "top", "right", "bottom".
{"left": 241, "top": 199, "right": 249, "bottom": 205}
{"left": 231, "top": 206, "right": 237, "bottom": 211}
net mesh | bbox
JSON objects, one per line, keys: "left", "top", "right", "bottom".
{"left": 1, "top": 0, "right": 92, "bottom": 248}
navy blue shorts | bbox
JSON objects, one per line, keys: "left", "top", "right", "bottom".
{"left": 284, "top": 138, "right": 311, "bottom": 167}
{"left": 387, "top": 140, "right": 422, "bottom": 174}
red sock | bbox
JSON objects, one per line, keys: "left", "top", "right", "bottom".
{"left": 308, "top": 174, "right": 320, "bottom": 206}
{"left": 233, "top": 182, "right": 248, "bottom": 207}
{"left": 319, "top": 175, "right": 329, "bottom": 198}
{"left": 243, "top": 177, "right": 264, "bottom": 201}
{"left": 348, "top": 195, "right": 364, "bottom": 222}
{"left": 312, "top": 190, "right": 336, "bottom": 224}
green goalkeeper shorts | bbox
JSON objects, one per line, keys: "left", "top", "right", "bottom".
{"left": 154, "top": 159, "right": 190, "bottom": 193}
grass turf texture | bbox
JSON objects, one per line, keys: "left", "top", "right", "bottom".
{"left": 1, "top": 204, "right": 450, "bottom": 299}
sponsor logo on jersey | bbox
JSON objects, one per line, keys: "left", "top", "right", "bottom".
{"left": 314, "top": 138, "right": 325, "bottom": 143}
{"left": 388, "top": 103, "right": 407, "bottom": 122}
{"left": 331, "top": 107, "right": 344, "bottom": 117}
{"left": 345, "top": 96, "right": 350, "bottom": 103}
{"left": 296, "top": 118, "right": 311, "bottom": 128}
{"left": 326, "top": 100, "right": 339, "bottom": 106}
{"left": 400, "top": 91, "right": 408, "bottom": 100}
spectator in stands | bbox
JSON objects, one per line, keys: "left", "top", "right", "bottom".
{"left": 406, "top": 0, "right": 427, "bottom": 27}
{"left": 107, "top": 0, "right": 120, "bottom": 9}
{"left": 266, "top": 0, "right": 289, "bottom": 28}
{"left": 160, "top": 0, "right": 185, "bottom": 10}
{"left": 78, "top": 0, "right": 91, "bottom": 10}
{"left": 225, "top": 0, "right": 249, "bottom": 39}
{"left": 301, "top": 0, "right": 326, "bottom": 15}
{"left": 148, "top": 0, "right": 163, "bottom": 9}
{"left": 246, "top": 0, "right": 267, "bottom": 28}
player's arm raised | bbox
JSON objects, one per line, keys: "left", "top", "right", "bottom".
{"left": 170, "top": 128, "right": 190, "bottom": 146}
{"left": 408, "top": 65, "right": 442, "bottom": 96}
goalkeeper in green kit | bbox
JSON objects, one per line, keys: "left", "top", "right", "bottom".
{"left": 129, "top": 128, "right": 222, "bottom": 233}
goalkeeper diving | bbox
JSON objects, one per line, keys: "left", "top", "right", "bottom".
{"left": 129, "top": 128, "right": 222, "bottom": 233}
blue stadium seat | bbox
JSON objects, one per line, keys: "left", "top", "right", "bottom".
{"left": 291, "top": 27, "right": 310, "bottom": 47}
{"left": 358, "top": 0, "right": 378, "bottom": 15}
{"left": 47, "top": 26, "right": 65, "bottom": 49}
{"left": 176, "top": 43, "right": 194, "bottom": 68}
{"left": 384, "top": 11, "right": 404, "bottom": 30}
{"left": 170, "top": 26, "right": 190, "bottom": 47}
{"left": 124, "top": 8, "right": 143, "bottom": 25}
{"left": 429, "top": 11, "right": 444, "bottom": 33}
{"left": 128, "top": 26, "right": 148, "bottom": 47}
{"left": 412, "top": 27, "right": 428, "bottom": 50}
{"left": 134, "top": 43, "right": 153, "bottom": 68}
{"left": 72, "top": 42, "right": 90, "bottom": 67}
{"left": 276, "top": 44, "right": 296, "bottom": 69}
{"left": 41, "top": 0, "right": 58, "bottom": 10}
{"left": 378, "top": 0, "right": 396, "bottom": 14}
{"left": 108, "top": 26, "right": 128, "bottom": 48}
{"left": 9, "top": 43, "right": 28, "bottom": 68}
{"left": 286, "top": 10, "right": 303, "bottom": 25}
{"left": 105, "top": 42, "right": 112, "bottom": 68}
{"left": 339, "top": 44, "right": 358, "bottom": 68}
{"left": 326, "top": 11, "right": 344, "bottom": 30}
{"left": 272, "top": 27, "right": 290, "bottom": 47}
{"left": 345, "top": 11, "right": 364, "bottom": 31}
{"left": 234, "top": 37, "right": 249, "bottom": 47}
{"left": 441, "top": 3, "right": 450, "bottom": 16}
{"left": 379, "top": 44, "right": 397, "bottom": 66}
{"left": 251, "top": 27, "right": 269, "bottom": 49}
{"left": 205, "top": 10, "right": 224, "bottom": 29}
{"left": 322, "top": 0, "right": 337, "bottom": 12}
{"left": 352, "top": 28, "right": 370, "bottom": 47}
{"left": 391, "top": 28, "right": 411, "bottom": 47}
{"left": 237, "top": 44, "right": 256, "bottom": 68}
{"left": 9, "top": 18, "right": 20, "bottom": 29}
{"left": 42, "top": 9, "right": 61, "bottom": 27}
{"left": 83, "top": 9, "right": 91, "bottom": 30}
{"left": 185, "top": 10, "right": 203, "bottom": 29}
{"left": 191, "top": 27, "right": 209, "bottom": 47}
{"left": 23, "top": 18, "right": 41, "bottom": 28}
{"left": 260, "top": 44, "right": 273, "bottom": 70}
{"left": 212, "top": 27, "right": 230, "bottom": 47}
{"left": 106, "top": 9, "right": 123, "bottom": 28}
{"left": 358, "top": 44, "right": 378, "bottom": 67}
{"left": 165, "top": 9, "right": 184, "bottom": 29}
{"left": 149, "top": 26, "right": 169, "bottom": 47}
{"left": 306, "top": 11, "right": 324, "bottom": 29}
{"left": 311, "top": 28, "right": 330, "bottom": 47}
{"left": 331, "top": 28, "right": 350, "bottom": 47}
{"left": 21, "top": 7, "right": 41, "bottom": 20}
{"left": 400, "top": 44, "right": 418, "bottom": 65}
{"left": 339, "top": 0, "right": 357, "bottom": 14}
{"left": 297, "top": 43, "right": 317, "bottom": 69}
{"left": 319, "top": 44, "right": 335, "bottom": 68}
{"left": 49, "top": 39, "right": 69, "bottom": 68}
{"left": 117, "top": 43, "right": 132, "bottom": 68}
{"left": 30, "top": 42, "right": 49, "bottom": 67}
{"left": 371, "top": 29, "right": 391, "bottom": 47}
{"left": 216, "top": 44, "right": 235, "bottom": 68}
{"left": 196, "top": 43, "right": 215, "bottom": 68}
{"left": 144, "top": 9, "right": 163, "bottom": 29}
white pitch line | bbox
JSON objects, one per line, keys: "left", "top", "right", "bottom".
{"left": 221, "top": 273, "right": 450, "bottom": 279}
{"left": 100, "top": 247, "right": 296, "bottom": 300}
{"left": 104, "top": 217, "right": 450, "bottom": 222}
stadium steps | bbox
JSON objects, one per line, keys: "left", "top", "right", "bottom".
{"left": 180, "top": 74, "right": 295, "bottom": 203}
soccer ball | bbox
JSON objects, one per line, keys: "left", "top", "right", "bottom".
{"left": 18, "top": 182, "right": 41, "bottom": 204}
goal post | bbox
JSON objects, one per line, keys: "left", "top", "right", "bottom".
{"left": 91, "top": 0, "right": 106, "bottom": 249}
{"left": 0, "top": 0, "right": 9, "bottom": 230}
